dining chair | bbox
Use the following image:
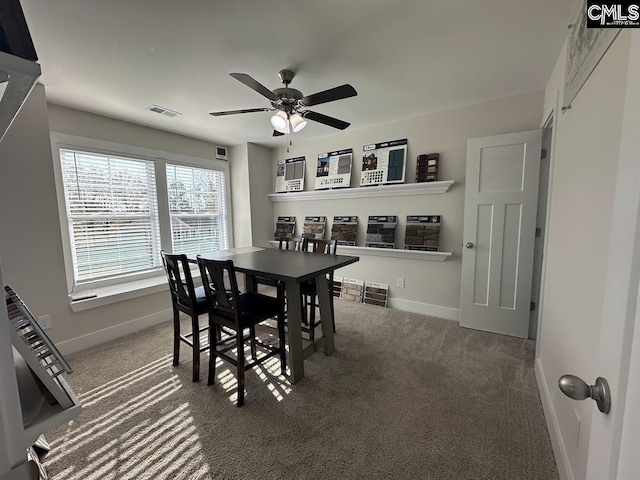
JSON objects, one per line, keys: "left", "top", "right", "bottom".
{"left": 197, "top": 256, "right": 287, "bottom": 407}
{"left": 161, "top": 250, "right": 210, "bottom": 383}
{"left": 252, "top": 237, "right": 300, "bottom": 299}
{"left": 300, "top": 238, "right": 338, "bottom": 341}
{"left": 279, "top": 237, "right": 300, "bottom": 251}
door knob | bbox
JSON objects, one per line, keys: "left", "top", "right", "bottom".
{"left": 465, "top": 242, "right": 474, "bottom": 249}
{"left": 558, "top": 375, "right": 611, "bottom": 414}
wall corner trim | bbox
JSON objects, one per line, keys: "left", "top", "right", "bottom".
{"left": 535, "top": 358, "right": 574, "bottom": 480}
{"left": 387, "top": 298, "right": 460, "bottom": 321}
{"left": 56, "top": 309, "right": 173, "bottom": 355}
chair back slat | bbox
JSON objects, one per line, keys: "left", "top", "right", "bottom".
{"left": 161, "top": 251, "right": 197, "bottom": 307}
{"left": 197, "top": 257, "right": 241, "bottom": 320}
{"left": 278, "top": 237, "right": 300, "bottom": 251}
{"left": 302, "top": 238, "right": 336, "bottom": 255}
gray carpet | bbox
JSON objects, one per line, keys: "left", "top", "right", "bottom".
{"left": 43, "top": 300, "right": 558, "bottom": 480}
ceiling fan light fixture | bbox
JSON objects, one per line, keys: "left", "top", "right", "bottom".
{"left": 290, "top": 113, "right": 307, "bottom": 132}
{"left": 271, "top": 111, "right": 289, "bottom": 133}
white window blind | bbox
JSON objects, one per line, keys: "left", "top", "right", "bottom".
{"left": 59, "top": 149, "right": 161, "bottom": 285}
{"left": 166, "top": 163, "right": 229, "bottom": 255}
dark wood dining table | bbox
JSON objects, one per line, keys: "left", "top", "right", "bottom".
{"left": 192, "top": 247, "right": 359, "bottom": 384}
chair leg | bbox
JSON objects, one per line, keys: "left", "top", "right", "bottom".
{"left": 172, "top": 308, "right": 180, "bottom": 366}
{"left": 249, "top": 325, "right": 257, "bottom": 360}
{"left": 208, "top": 325, "right": 218, "bottom": 386}
{"left": 301, "top": 295, "right": 308, "bottom": 325}
{"left": 277, "top": 311, "right": 286, "bottom": 375}
{"left": 277, "top": 283, "right": 286, "bottom": 305}
{"left": 330, "top": 294, "right": 336, "bottom": 333}
{"left": 236, "top": 330, "right": 245, "bottom": 407}
{"left": 191, "top": 314, "right": 200, "bottom": 383}
{"left": 309, "top": 295, "right": 316, "bottom": 342}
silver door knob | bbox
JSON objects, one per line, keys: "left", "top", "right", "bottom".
{"left": 465, "top": 242, "right": 474, "bottom": 249}
{"left": 558, "top": 375, "right": 611, "bottom": 414}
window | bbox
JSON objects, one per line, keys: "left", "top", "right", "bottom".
{"left": 60, "top": 150, "right": 162, "bottom": 283}
{"left": 52, "top": 134, "right": 231, "bottom": 293}
{"left": 166, "top": 163, "right": 229, "bottom": 255}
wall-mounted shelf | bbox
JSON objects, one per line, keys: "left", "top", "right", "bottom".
{"left": 268, "top": 241, "right": 451, "bottom": 261}
{"left": 337, "top": 245, "right": 451, "bottom": 261}
{"left": 268, "top": 180, "right": 454, "bottom": 203}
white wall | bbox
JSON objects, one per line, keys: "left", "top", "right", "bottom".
{"left": 229, "top": 142, "right": 274, "bottom": 248}
{"left": 270, "top": 92, "right": 543, "bottom": 314}
{"left": 0, "top": 93, "right": 230, "bottom": 349}
{"left": 536, "top": 31, "right": 631, "bottom": 480}
{"left": 247, "top": 143, "right": 274, "bottom": 248}
{"left": 229, "top": 143, "right": 252, "bottom": 247}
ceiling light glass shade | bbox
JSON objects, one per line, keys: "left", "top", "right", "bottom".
{"left": 289, "top": 113, "right": 307, "bottom": 132}
{"left": 270, "top": 111, "right": 289, "bottom": 133}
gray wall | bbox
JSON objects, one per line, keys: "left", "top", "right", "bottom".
{"left": 271, "top": 91, "right": 543, "bottom": 312}
{"left": 230, "top": 143, "right": 252, "bottom": 247}
{"left": 229, "top": 142, "right": 274, "bottom": 248}
{"left": 0, "top": 90, "right": 228, "bottom": 347}
{"left": 247, "top": 143, "right": 274, "bottom": 248}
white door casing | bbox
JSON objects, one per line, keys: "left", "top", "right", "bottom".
{"left": 460, "top": 130, "right": 542, "bottom": 338}
{"left": 585, "top": 30, "right": 640, "bottom": 480}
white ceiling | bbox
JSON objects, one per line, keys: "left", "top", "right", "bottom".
{"left": 20, "top": 0, "right": 574, "bottom": 147}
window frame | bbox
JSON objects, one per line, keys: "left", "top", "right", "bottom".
{"left": 165, "top": 162, "right": 230, "bottom": 257}
{"left": 51, "top": 132, "right": 233, "bottom": 295}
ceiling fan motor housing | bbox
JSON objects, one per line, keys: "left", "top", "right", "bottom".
{"left": 271, "top": 87, "right": 303, "bottom": 113}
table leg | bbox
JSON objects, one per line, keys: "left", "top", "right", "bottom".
{"left": 315, "top": 275, "right": 335, "bottom": 355}
{"left": 244, "top": 273, "right": 257, "bottom": 293}
{"left": 284, "top": 280, "right": 304, "bottom": 384}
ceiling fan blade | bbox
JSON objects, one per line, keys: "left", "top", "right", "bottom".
{"left": 301, "top": 110, "right": 350, "bottom": 130}
{"left": 299, "top": 84, "right": 357, "bottom": 107}
{"left": 209, "top": 108, "right": 273, "bottom": 117}
{"left": 229, "top": 73, "right": 280, "bottom": 103}
{"left": 272, "top": 130, "right": 285, "bottom": 137}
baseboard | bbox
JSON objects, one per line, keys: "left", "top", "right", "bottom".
{"left": 535, "top": 358, "right": 574, "bottom": 480}
{"left": 387, "top": 298, "right": 460, "bottom": 321}
{"left": 57, "top": 309, "right": 174, "bottom": 355}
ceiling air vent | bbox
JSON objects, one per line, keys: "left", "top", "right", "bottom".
{"left": 146, "top": 104, "right": 181, "bottom": 118}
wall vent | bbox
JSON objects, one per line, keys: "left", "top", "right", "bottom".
{"left": 146, "top": 104, "right": 181, "bottom": 118}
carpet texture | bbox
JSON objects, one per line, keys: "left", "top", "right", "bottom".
{"left": 43, "top": 300, "right": 558, "bottom": 480}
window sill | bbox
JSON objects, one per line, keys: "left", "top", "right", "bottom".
{"left": 69, "top": 275, "right": 170, "bottom": 312}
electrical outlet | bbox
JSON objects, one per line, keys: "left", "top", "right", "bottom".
{"left": 572, "top": 409, "right": 581, "bottom": 448}
{"left": 37, "top": 314, "right": 53, "bottom": 330}
{"left": 397, "top": 277, "right": 405, "bottom": 288}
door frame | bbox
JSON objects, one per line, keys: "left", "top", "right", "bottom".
{"left": 585, "top": 29, "right": 640, "bottom": 480}
{"left": 535, "top": 102, "right": 559, "bottom": 358}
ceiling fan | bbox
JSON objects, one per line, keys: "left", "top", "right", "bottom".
{"left": 209, "top": 69, "right": 357, "bottom": 137}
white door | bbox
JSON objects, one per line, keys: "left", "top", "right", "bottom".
{"left": 460, "top": 130, "right": 542, "bottom": 338}
{"left": 582, "top": 30, "right": 640, "bottom": 480}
